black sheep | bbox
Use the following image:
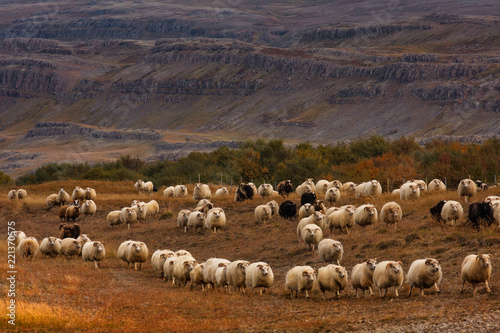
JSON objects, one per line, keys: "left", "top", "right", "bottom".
{"left": 235, "top": 183, "right": 254, "bottom": 201}
{"left": 279, "top": 200, "right": 297, "bottom": 221}
{"left": 301, "top": 192, "right": 316, "bottom": 206}
{"left": 468, "top": 202, "right": 495, "bottom": 230}
{"left": 430, "top": 200, "right": 447, "bottom": 222}
{"left": 277, "top": 180, "right": 293, "bottom": 197}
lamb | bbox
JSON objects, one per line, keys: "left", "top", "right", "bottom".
{"left": 188, "top": 211, "right": 206, "bottom": 232}
{"left": 126, "top": 241, "right": 149, "bottom": 270}
{"left": 82, "top": 241, "right": 106, "bottom": 269}
{"left": 107, "top": 210, "right": 122, "bottom": 227}
{"left": 59, "top": 223, "right": 81, "bottom": 239}
{"left": 279, "top": 200, "right": 297, "bottom": 221}
{"left": 8, "top": 189, "right": 18, "bottom": 200}
{"left": 173, "top": 255, "right": 198, "bottom": 287}
{"left": 235, "top": 183, "right": 254, "bottom": 201}
{"left": 327, "top": 205, "right": 355, "bottom": 234}
{"left": 134, "top": 180, "right": 145, "bottom": 194}
{"left": 318, "top": 239, "right": 343, "bottom": 265}
{"left": 460, "top": 254, "right": 492, "bottom": 296}
{"left": 120, "top": 207, "right": 138, "bottom": 229}
{"left": 255, "top": 205, "right": 272, "bottom": 225}
{"left": 46, "top": 194, "right": 59, "bottom": 209}
{"left": 226, "top": 260, "right": 250, "bottom": 293}
{"left": 57, "top": 188, "right": 71, "bottom": 206}
{"left": 17, "top": 189, "right": 27, "bottom": 199}
{"left": 277, "top": 180, "right": 293, "bottom": 197}
{"left": 173, "top": 185, "right": 188, "bottom": 198}
{"left": 467, "top": 202, "right": 495, "bottom": 230}
{"left": 317, "top": 265, "right": 348, "bottom": 300}
{"left": 341, "top": 182, "right": 356, "bottom": 193}
{"left": 151, "top": 249, "right": 175, "bottom": 277}
{"left": 380, "top": 202, "right": 402, "bottom": 228}
{"left": 301, "top": 224, "right": 323, "bottom": 251}
{"left": 84, "top": 187, "right": 97, "bottom": 200}
{"left": 17, "top": 237, "right": 39, "bottom": 260}
{"left": 428, "top": 179, "right": 446, "bottom": 192}
{"left": 206, "top": 207, "right": 226, "bottom": 232}
{"left": 354, "top": 204, "right": 378, "bottom": 227}
{"left": 400, "top": 182, "right": 420, "bottom": 200}
{"left": 245, "top": 262, "right": 274, "bottom": 295}
{"left": 163, "top": 186, "right": 174, "bottom": 197}
{"left": 351, "top": 259, "right": 378, "bottom": 297}
{"left": 215, "top": 265, "right": 229, "bottom": 292}
{"left": 215, "top": 187, "right": 229, "bottom": 198}
{"left": 177, "top": 209, "right": 191, "bottom": 232}
{"left": 266, "top": 200, "right": 279, "bottom": 217}
{"left": 324, "top": 187, "right": 341, "bottom": 206}
{"left": 193, "top": 183, "right": 211, "bottom": 200}
{"left": 81, "top": 200, "right": 97, "bottom": 219}
{"left": 430, "top": 200, "right": 447, "bottom": 223}
{"left": 297, "top": 211, "right": 325, "bottom": 237}
{"left": 258, "top": 183, "right": 274, "bottom": 197}
{"left": 285, "top": 266, "right": 316, "bottom": 298}
{"left": 441, "top": 200, "right": 464, "bottom": 226}
{"left": 131, "top": 202, "right": 148, "bottom": 221}
{"left": 203, "top": 258, "right": 231, "bottom": 289}
{"left": 296, "top": 184, "right": 313, "bottom": 197}
{"left": 299, "top": 203, "right": 315, "bottom": 220}
{"left": 65, "top": 204, "right": 81, "bottom": 222}
{"left": 407, "top": 258, "right": 442, "bottom": 297}
{"left": 315, "top": 180, "right": 330, "bottom": 195}
{"left": 145, "top": 200, "right": 160, "bottom": 217}
{"left": 71, "top": 186, "right": 84, "bottom": 201}
{"left": 11, "top": 230, "right": 26, "bottom": 247}
{"left": 458, "top": 179, "right": 477, "bottom": 202}
{"left": 190, "top": 263, "right": 207, "bottom": 291}
{"left": 373, "top": 260, "right": 404, "bottom": 298}
{"left": 40, "top": 236, "right": 62, "bottom": 258}
{"left": 60, "top": 238, "right": 82, "bottom": 259}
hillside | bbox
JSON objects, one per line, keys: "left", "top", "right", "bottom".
{"left": 1, "top": 181, "right": 499, "bottom": 332}
{"left": 0, "top": 1, "right": 499, "bottom": 177}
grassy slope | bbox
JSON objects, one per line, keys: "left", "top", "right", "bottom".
{"left": 1, "top": 180, "right": 499, "bottom": 332}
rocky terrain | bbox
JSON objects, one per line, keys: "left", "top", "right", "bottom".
{"left": 0, "top": 1, "right": 499, "bottom": 177}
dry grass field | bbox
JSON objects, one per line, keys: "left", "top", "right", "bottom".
{"left": 1, "top": 180, "right": 499, "bottom": 332}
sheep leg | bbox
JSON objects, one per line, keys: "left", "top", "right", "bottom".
{"left": 259, "top": 288, "right": 263, "bottom": 295}
{"left": 336, "top": 290, "right": 340, "bottom": 299}
{"left": 419, "top": 287, "right": 424, "bottom": 297}
{"left": 355, "top": 289, "right": 359, "bottom": 298}
{"left": 305, "top": 290, "right": 310, "bottom": 299}
{"left": 434, "top": 282, "right": 440, "bottom": 293}
{"left": 472, "top": 284, "right": 477, "bottom": 296}
{"left": 485, "top": 281, "right": 491, "bottom": 293}
{"left": 408, "top": 286, "right": 413, "bottom": 297}
{"left": 322, "top": 291, "right": 326, "bottom": 301}
{"left": 460, "top": 280, "right": 466, "bottom": 293}
{"left": 290, "top": 290, "right": 294, "bottom": 299}
{"left": 394, "top": 287, "right": 399, "bottom": 297}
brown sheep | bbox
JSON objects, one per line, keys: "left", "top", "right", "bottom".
{"left": 59, "top": 223, "right": 81, "bottom": 239}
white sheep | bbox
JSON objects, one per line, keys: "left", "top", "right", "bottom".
{"left": 373, "top": 260, "right": 404, "bottom": 298}
{"left": 315, "top": 180, "right": 330, "bottom": 194}
{"left": 460, "top": 254, "right": 492, "bottom": 296}
{"left": 8, "top": 189, "right": 18, "bottom": 200}
{"left": 120, "top": 207, "right": 138, "bottom": 229}
{"left": 17, "top": 237, "right": 39, "bottom": 260}
{"left": 409, "top": 179, "right": 427, "bottom": 192}
{"left": 458, "top": 179, "right": 477, "bottom": 202}
{"left": 132, "top": 202, "right": 148, "bottom": 221}
{"left": 107, "top": 210, "right": 122, "bottom": 227}
{"left": 295, "top": 184, "right": 313, "bottom": 197}
{"left": 188, "top": 211, "right": 206, "bottom": 232}
{"left": 351, "top": 259, "right": 378, "bottom": 297}
{"left": 145, "top": 200, "right": 160, "bottom": 217}
{"left": 400, "top": 182, "right": 420, "bottom": 200}
{"left": 143, "top": 181, "right": 154, "bottom": 194}
{"left": 76, "top": 234, "right": 91, "bottom": 249}
{"left": 82, "top": 241, "right": 106, "bottom": 269}
{"left": 380, "top": 202, "right": 402, "bottom": 229}
{"left": 57, "top": 188, "right": 71, "bottom": 206}
{"left": 297, "top": 211, "right": 325, "bottom": 237}
{"left": 174, "top": 185, "right": 188, "bottom": 198}
{"left": 203, "top": 258, "right": 231, "bottom": 289}
{"left": 329, "top": 180, "right": 342, "bottom": 190}
{"left": 17, "top": 189, "right": 28, "bottom": 199}
{"left": 298, "top": 203, "right": 315, "bottom": 220}
{"left": 163, "top": 186, "right": 174, "bottom": 197}
{"left": 317, "top": 264, "right": 348, "bottom": 300}
{"left": 206, "top": 207, "right": 226, "bottom": 233}
{"left": 354, "top": 204, "right": 378, "bottom": 227}
{"left": 81, "top": 200, "right": 97, "bottom": 219}
{"left": 266, "top": 200, "right": 279, "bottom": 217}
{"left": 40, "top": 237, "right": 62, "bottom": 258}
{"left": 151, "top": 249, "right": 175, "bottom": 277}
{"left": 391, "top": 189, "right": 400, "bottom": 196}
{"left": 60, "top": 238, "right": 82, "bottom": 259}
{"left": 341, "top": 182, "right": 357, "bottom": 193}
{"left": 485, "top": 196, "right": 500, "bottom": 203}
{"left": 318, "top": 239, "right": 343, "bottom": 265}
{"left": 301, "top": 224, "right": 323, "bottom": 251}
{"left": 215, "top": 265, "right": 229, "bottom": 292}
{"left": 226, "top": 260, "right": 250, "bottom": 293}
{"left": 177, "top": 209, "right": 191, "bottom": 232}
{"left": 327, "top": 205, "right": 355, "bottom": 234}
{"left": 285, "top": 266, "right": 316, "bottom": 299}
{"left": 84, "top": 187, "right": 97, "bottom": 200}
{"left": 163, "top": 256, "right": 178, "bottom": 283}
{"left": 126, "top": 241, "right": 149, "bottom": 270}
{"left": 428, "top": 179, "right": 446, "bottom": 192}
{"left": 193, "top": 183, "right": 211, "bottom": 200}
{"left": 360, "top": 180, "right": 382, "bottom": 197}
{"left": 255, "top": 205, "right": 272, "bottom": 225}
{"left": 46, "top": 194, "right": 59, "bottom": 208}
{"left": 441, "top": 200, "right": 464, "bottom": 226}
{"left": 214, "top": 187, "right": 229, "bottom": 198}
{"left": 173, "top": 255, "right": 198, "bottom": 287}
{"left": 71, "top": 185, "right": 84, "bottom": 200}
{"left": 324, "top": 187, "right": 341, "bottom": 206}
{"left": 117, "top": 240, "right": 134, "bottom": 264}
{"left": 175, "top": 249, "right": 193, "bottom": 257}
{"left": 11, "top": 230, "right": 26, "bottom": 247}
{"left": 190, "top": 263, "right": 207, "bottom": 291}
{"left": 245, "top": 262, "right": 274, "bottom": 295}
{"left": 134, "top": 180, "right": 145, "bottom": 194}
{"left": 407, "top": 258, "right": 442, "bottom": 297}
{"left": 302, "top": 178, "right": 316, "bottom": 192}
{"left": 258, "top": 183, "right": 274, "bottom": 197}
{"left": 196, "top": 199, "right": 212, "bottom": 207}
